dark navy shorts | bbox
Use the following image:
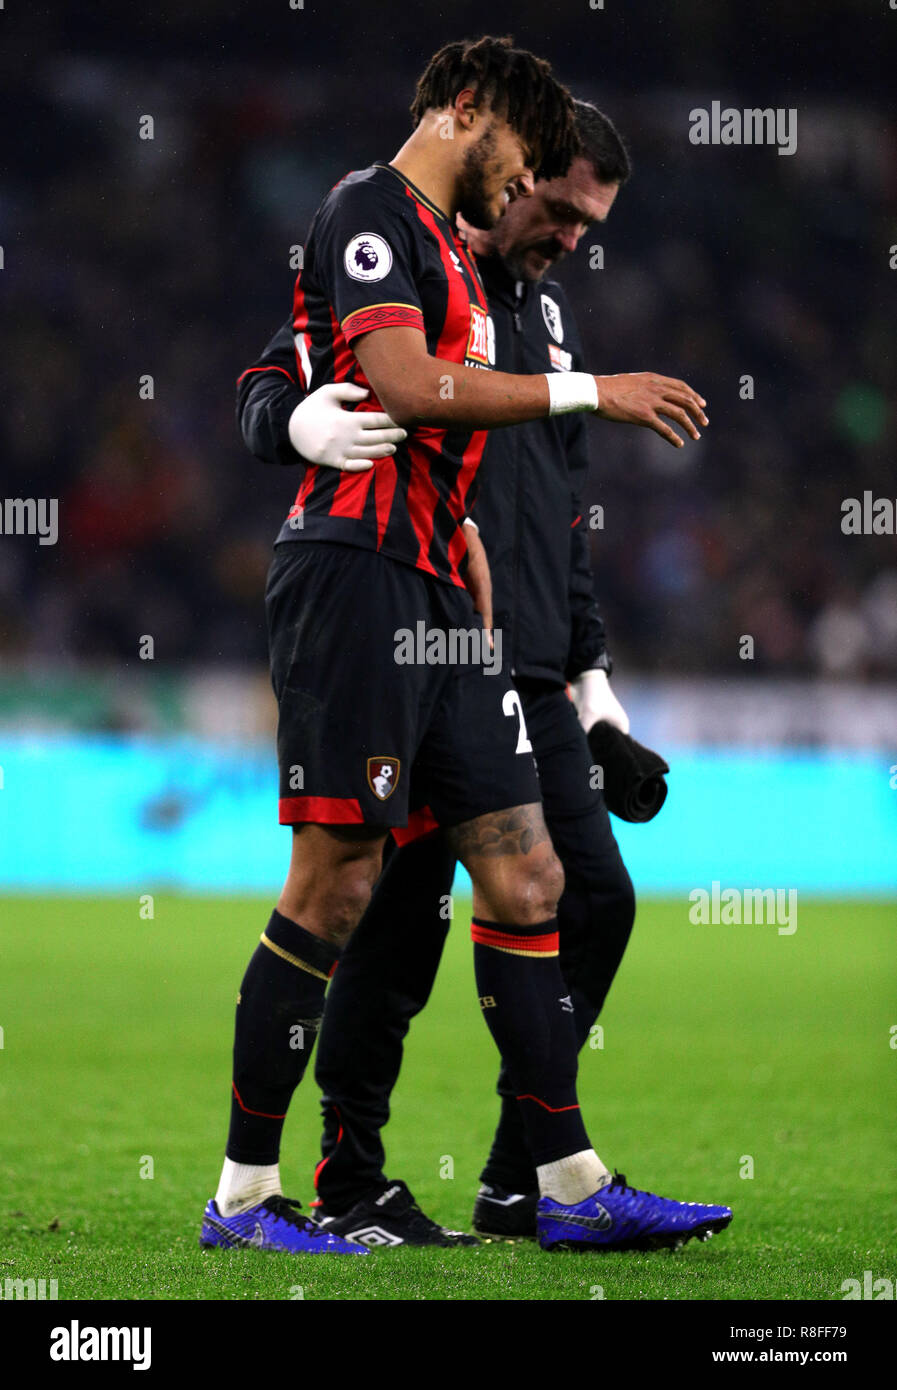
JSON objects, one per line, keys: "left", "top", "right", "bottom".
{"left": 266, "top": 540, "right": 541, "bottom": 839}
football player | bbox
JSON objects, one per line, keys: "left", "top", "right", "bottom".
{"left": 203, "top": 38, "right": 727, "bottom": 1255}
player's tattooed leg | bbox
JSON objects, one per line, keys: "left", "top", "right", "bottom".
{"left": 449, "top": 804, "right": 563, "bottom": 927}
{"left": 447, "top": 802, "right": 551, "bottom": 859}
{"left": 451, "top": 805, "right": 587, "bottom": 1165}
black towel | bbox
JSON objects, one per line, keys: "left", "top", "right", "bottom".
{"left": 586, "top": 721, "right": 670, "bottom": 823}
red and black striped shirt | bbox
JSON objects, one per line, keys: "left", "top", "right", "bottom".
{"left": 275, "top": 163, "right": 495, "bottom": 588}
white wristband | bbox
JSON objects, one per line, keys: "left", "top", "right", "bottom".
{"left": 545, "top": 371, "right": 599, "bottom": 416}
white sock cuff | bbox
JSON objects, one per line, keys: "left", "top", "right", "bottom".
{"left": 536, "top": 1149, "right": 610, "bottom": 1205}
{"left": 215, "top": 1157, "right": 282, "bottom": 1216}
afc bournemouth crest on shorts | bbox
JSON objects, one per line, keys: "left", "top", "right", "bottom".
{"left": 367, "top": 757, "right": 400, "bottom": 801}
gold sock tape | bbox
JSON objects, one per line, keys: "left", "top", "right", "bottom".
{"left": 485, "top": 944, "right": 559, "bottom": 958}
{"left": 259, "top": 931, "right": 330, "bottom": 981}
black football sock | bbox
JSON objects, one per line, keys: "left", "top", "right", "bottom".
{"left": 479, "top": 997, "right": 605, "bottom": 1195}
{"left": 479, "top": 1087, "right": 532, "bottom": 1195}
{"left": 315, "top": 834, "right": 454, "bottom": 1213}
{"left": 226, "top": 909, "right": 340, "bottom": 1165}
{"left": 480, "top": 872, "right": 635, "bottom": 1193}
{"left": 472, "top": 917, "right": 591, "bottom": 1168}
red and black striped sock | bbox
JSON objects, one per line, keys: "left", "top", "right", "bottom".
{"left": 471, "top": 917, "right": 591, "bottom": 1166}
{"left": 226, "top": 910, "right": 340, "bottom": 1165}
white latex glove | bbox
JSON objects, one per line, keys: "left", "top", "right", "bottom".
{"left": 569, "top": 668, "right": 630, "bottom": 735}
{"left": 288, "top": 383, "right": 406, "bottom": 472}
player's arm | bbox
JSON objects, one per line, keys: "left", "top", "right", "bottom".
{"left": 354, "top": 326, "right": 550, "bottom": 428}
{"left": 565, "top": 496, "right": 629, "bottom": 735}
{"left": 561, "top": 393, "right": 629, "bottom": 734}
{"left": 236, "top": 318, "right": 307, "bottom": 467}
{"left": 353, "top": 327, "right": 707, "bottom": 445}
{"left": 237, "top": 317, "right": 405, "bottom": 471}
{"left": 563, "top": 410, "right": 611, "bottom": 680}
{"left": 566, "top": 505, "right": 608, "bottom": 682}
{"left": 462, "top": 516, "right": 493, "bottom": 633}
{"left": 322, "top": 181, "right": 706, "bottom": 442}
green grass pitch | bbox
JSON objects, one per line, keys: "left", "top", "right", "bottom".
{"left": 1, "top": 895, "right": 894, "bottom": 1301}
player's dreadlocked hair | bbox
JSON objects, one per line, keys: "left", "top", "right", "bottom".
{"left": 410, "top": 35, "right": 580, "bottom": 183}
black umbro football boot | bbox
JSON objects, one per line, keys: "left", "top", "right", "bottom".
{"left": 472, "top": 1182, "right": 539, "bottom": 1240}
{"left": 314, "top": 1179, "right": 480, "bottom": 1248}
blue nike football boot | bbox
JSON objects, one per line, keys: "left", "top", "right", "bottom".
{"left": 537, "top": 1172, "right": 732, "bottom": 1251}
{"left": 199, "top": 1195, "right": 368, "bottom": 1254}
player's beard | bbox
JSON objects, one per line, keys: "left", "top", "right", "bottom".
{"left": 456, "top": 123, "right": 503, "bottom": 231}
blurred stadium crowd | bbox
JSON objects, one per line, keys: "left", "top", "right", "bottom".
{"left": 1, "top": 1, "right": 894, "bottom": 678}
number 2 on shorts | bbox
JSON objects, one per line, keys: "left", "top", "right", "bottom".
{"left": 502, "top": 689, "right": 533, "bottom": 755}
